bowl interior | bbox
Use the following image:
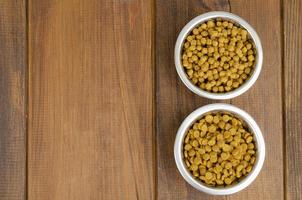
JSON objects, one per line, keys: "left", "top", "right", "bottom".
{"left": 175, "top": 104, "right": 265, "bottom": 195}
{"left": 180, "top": 110, "right": 260, "bottom": 190}
{"left": 175, "top": 12, "right": 263, "bottom": 99}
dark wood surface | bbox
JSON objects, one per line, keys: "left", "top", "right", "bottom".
{"left": 156, "top": 0, "right": 283, "bottom": 199}
{"left": 0, "top": 0, "right": 27, "bottom": 199}
{"left": 0, "top": 0, "right": 301, "bottom": 199}
{"left": 284, "top": 0, "right": 302, "bottom": 200}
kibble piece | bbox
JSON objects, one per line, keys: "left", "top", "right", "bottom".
{"left": 223, "top": 131, "right": 231, "bottom": 139}
{"left": 222, "top": 114, "right": 230, "bottom": 122}
{"left": 213, "top": 115, "right": 220, "bottom": 124}
{"left": 205, "top": 115, "right": 214, "bottom": 123}
{"left": 212, "top": 145, "right": 220, "bottom": 152}
{"left": 246, "top": 165, "right": 253, "bottom": 172}
{"left": 190, "top": 164, "right": 199, "bottom": 171}
{"left": 205, "top": 172, "right": 213, "bottom": 180}
{"left": 188, "top": 149, "right": 196, "bottom": 157}
{"left": 194, "top": 157, "right": 202, "bottom": 165}
{"left": 248, "top": 143, "right": 255, "bottom": 150}
{"left": 246, "top": 136, "right": 253, "bottom": 143}
{"left": 208, "top": 139, "right": 216, "bottom": 146}
{"left": 198, "top": 148, "right": 206, "bottom": 155}
{"left": 200, "top": 167, "right": 207, "bottom": 175}
{"left": 208, "top": 125, "right": 217, "bottom": 133}
{"left": 193, "top": 130, "right": 200, "bottom": 138}
{"left": 244, "top": 154, "right": 251, "bottom": 161}
{"left": 184, "top": 144, "right": 192, "bottom": 150}
{"left": 222, "top": 144, "right": 232, "bottom": 152}
{"left": 225, "top": 162, "right": 232, "bottom": 169}
{"left": 205, "top": 145, "right": 212, "bottom": 152}
{"left": 203, "top": 153, "right": 210, "bottom": 161}
{"left": 221, "top": 152, "right": 229, "bottom": 160}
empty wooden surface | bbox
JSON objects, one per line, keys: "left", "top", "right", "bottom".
{"left": 0, "top": 0, "right": 302, "bottom": 199}
{"left": 28, "top": 0, "right": 154, "bottom": 200}
{"left": 284, "top": 0, "right": 302, "bottom": 199}
{"left": 0, "top": 0, "right": 27, "bottom": 199}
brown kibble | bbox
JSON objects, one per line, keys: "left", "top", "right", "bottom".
{"left": 222, "top": 114, "right": 230, "bottom": 122}
{"left": 223, "top": 131, "right": 231, "bottom": 139}
{"left": 205, "top": 115, "right": 214, "bottom": 123}
{"left": 188, "top": 149, "right": 196, "bottom": 157}
{"left": 193, "top": 130, "right": 200, "bottom": 138}
{"left": 184, "top": 144, "right": 192, "bottom": 150}
{"left": 212, "top": 145, "right": 220, "bottom": 152}
{"left": 218, "top": 121, "right": 225, "bottom": 129}
{"left": 248, "top": 143, "right": 255, "bottom": 150}
{"left": 194, "top": 157, "right": 202, "bottom": 165}
{"left": 225, "top": 162, "right": 232, "bottom": 169}
{"left": 246, "top": 165, "right": 253, "bottom": 172}
{"left": 213, "top": 115, "right": 220, "bottom": 124}
{"left": 205, "top": 145, "right": 212, "bottom": 152}
{"left": 208, "top": 139, "right": 216, "bottom": 146}
{"left": 198, "top": 148, "right": 206, "bottom": 155}
{"left": 192, "top": 140, "right": 199, "bottom": 147}
{"left": 222, "top": 144, "right": 232, "bottom": 152}
{"left": 208, "top": 125, "right": 217, "bottom": 133}
{"left": 190, "top": 164, "right": 199, "bottom": 171}
{"left": 246, "top": 136, "right": 253, "bottom": 143}
{"left": 205, "top": 172, "right": 213, "bottom": 180}
{"left": 224, "top": 178, "right": 232, "bottom": 185}
{"left": 221, "top": 152, "right": 229, "bottom": 160}
{"left": 203, "top": 153, "right": 210, "bottom": 161}
{"left": 199, "top": 167, "right": 207, "bottom": 175}
{"left": 244, "top": 154, "right": 251, "bottom": 161}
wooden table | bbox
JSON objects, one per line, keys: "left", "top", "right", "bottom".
{"left": 0, "top": 0, "right": 301, "bottom": 199}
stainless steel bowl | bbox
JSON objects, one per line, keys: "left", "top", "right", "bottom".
{"left": 174, "top": 103, "right": 265, "bottom": 195}
{"left": 174, "top": 11, "right": 263, "bottom": 100}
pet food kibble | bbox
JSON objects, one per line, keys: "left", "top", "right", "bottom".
{"left": 184, "top": 144, "right": 192, "bottom": 150}
{"left": 183, "top": 112, "right": 256, "bottom": 187}
{"left": 205, "top": 115, "right": 214, "bottom": 123}
{"left": 182, "top": 19, "right": 256, "bottom": 93}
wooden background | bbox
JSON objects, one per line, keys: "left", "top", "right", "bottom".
{"left": 0, "top": 0, "right": 301, "bottom": 199}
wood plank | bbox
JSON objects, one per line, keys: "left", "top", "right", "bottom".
{"left": 228, "top": 1, "right": 284, "bottom": 200}
{"left": 156, "top": 1, "right": 231, "bottom": 199}
{"left": 156, "top": 0, "right": 283, "bottom": 199}
{"left": 0, "top": 1, "right": 27, "bottom": 199}
{"left": 28, "top": 0, "right": 154, "bottom": 199}
{"left": 283, "top": 0, "right": 302, "bottom": 199}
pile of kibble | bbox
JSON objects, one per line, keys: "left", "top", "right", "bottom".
{"left": 182, "top": 19, "right": 256, "bottom": 93}
{"left": 183, "top": 113, "right": 256, "bottom": 186}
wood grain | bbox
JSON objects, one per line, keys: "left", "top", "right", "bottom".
{"left": 156, "top": 0, "right": 283, "bottom": 199}
{"left": 0, "top": 0, "right": 27, "bottom": 199}
{"left": 156, "top": 1, "right": 230, "bottom": 199}
{"left": 228, "top": 1, "right": 284, "bottom": 199}
{"left": 283, "top": 0, "right": 302, "bottom": 199}
{"left": 28, "top": 0, "right": 154, "bottom": 200}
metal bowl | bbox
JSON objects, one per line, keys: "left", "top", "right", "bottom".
{"left": 174, "top": 11, "right": 263, "bottom": 100}
{"left": 174, "top": 103, "right": 265, "bottom": 195}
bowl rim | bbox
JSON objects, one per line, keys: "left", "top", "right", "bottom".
{"left": 174, "top": 11, "right": 263, "bottom": 100}
{"left": 174, "top": 103, "right": 265, "bottom": 195}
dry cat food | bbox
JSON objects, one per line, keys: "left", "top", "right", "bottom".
{"left": 183, "top": 113, "right": 256, "bottom": 186}
{"left": 182, "top": 19, "right": 256, "bottom": 93}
